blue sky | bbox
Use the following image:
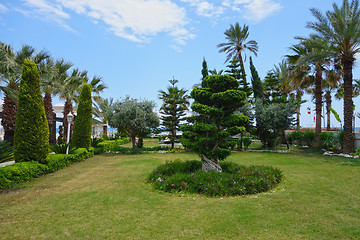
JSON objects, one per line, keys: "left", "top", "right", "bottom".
{"left": 0, "top": 0, "right": 357, "bottom": 128}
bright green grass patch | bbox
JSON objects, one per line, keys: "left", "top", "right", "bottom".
{"left": 0, "top": 151, "right": 359, "bottom": 239}
{"left": 148, "top": 160, "right": 282, "bottom": 196}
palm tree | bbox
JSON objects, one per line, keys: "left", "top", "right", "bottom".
{"left": 287, "top": 36, "right": 334, "bottom": 147}
{"left": 217, "top": 23, "right": 258, "bottom": 85}
{"left": 40, "top": 58, "right": 73, "bottom": 143}
{"left": 307, "top": 0, "right": 360, "bottom": 153}
{"left": 93, "top": 97, "right": 113, "bottom": 136}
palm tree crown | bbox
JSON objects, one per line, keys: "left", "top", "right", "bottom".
{"left": 217, "top": 23, "right": 258, "bottom": 84}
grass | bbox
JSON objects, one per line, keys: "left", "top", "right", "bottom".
{"left": 0, "top": 148, "right": 359, "bottom": 239}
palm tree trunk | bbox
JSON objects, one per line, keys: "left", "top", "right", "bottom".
{"left": 313, "top": 66, "right": 322, "bottom": 149}
{"left": 296, "top": 90, "right": 302, "bottom": 130}
{"left": 1, "top": 84, "right": 17, "bottom": 145}
{"left": 343, "top": 59, "right": 354, "bottom": 154}
{"left": 238, "top": 54, "right": 247, "bottom": 86}
{"left": 325, "top": 91, "right": 331, "bottom": 131}
{"left": 43, "top": 93, "right": 55, "bottom": 143}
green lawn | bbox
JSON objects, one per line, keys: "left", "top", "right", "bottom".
{"left": 0, "top": 149, "right": 359, "bottom": 239}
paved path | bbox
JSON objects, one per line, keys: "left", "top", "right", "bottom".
{"left": 0, "top": 161, "right": 15, "bottom": 167}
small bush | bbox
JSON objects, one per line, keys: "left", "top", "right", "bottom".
{"left": 0, "top": 141, "right": 14, "bottom": 164}
{"left": 148, "top": 160, "right": 283, "bottom": 197}
{"left": 302, "top": 130, "right": 315, "bottom": 147}
{"left": 91, "top": 137, "right": 104, "bottom": 148}
{"left": 50, "top": 143, "right": 77, "bottom": 154}
{"left": 319, "top": 132, "right": 335, "bottom": 150}
{"left": 111, "top": 145, "right": 170, "bottom": 154}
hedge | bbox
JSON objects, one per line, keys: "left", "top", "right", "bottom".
{"left": 0, "top": 139, "right": 129, "bottom": 189}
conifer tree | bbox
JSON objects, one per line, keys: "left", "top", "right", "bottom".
{"left": 249, "top": 56, "right": 264, "bottom": 100}
{"left": 71, "top": 83, "right": 92, "bottom": 149}
{"left": 159, "top": 78, "right": 189, "bottom": 149}
{"left": 14, "top": 59, "right": 49, "bottom": 164}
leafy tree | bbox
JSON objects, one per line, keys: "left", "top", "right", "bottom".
{"left": 159, "top": 78, "right": 189, "bottom": 149}
{"left": 108, "top": 97, "right": 159, "bottom": 150}
{"left": 14, "top": 59, "right": 49, "bottom": 164}
{"left": 255, "top": 99, "right": 296, "bottom": 149}
{"left": 307, "top": 0, "right": 360, "bottom": 153}
{"left": 217, "top": 23, "right": 258, "bottom": 85}
{"left": 181, "top": 75, "right": 249, "bottom": 172}
{"left": 71, "top": 83, "right": 92, "bottom": 149}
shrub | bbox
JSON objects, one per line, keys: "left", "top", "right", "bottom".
{"left": 71, "top": 83, "right": 92, "bottom": 149}
{"left": 319, "top": 132, "right": 335, "bottom": 150}
{"left": 14, "top": 59, "right": 49, "bottom": 164}
{"left": 302, "top": 129, "right": 315, "bottom": 147}
{"left": 148, "top": 160, "right": 283, "bottom": 197}
{"left": 50, "top": 143, "right": 78, "bottom": 154}
{"left": 91, "top": 137, "right": 104, "bottom": 148}
{"left": 0, "top": 141, "right": 14, "bottom": 164}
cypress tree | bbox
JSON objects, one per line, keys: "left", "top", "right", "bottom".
{"left": 249, "top": 56, "right": 263, "bottom": 100}
{"left": 71, "top": 83, "right": 92, "bottom": 149}
{"left": 14, "top": 59, "right": 49, "bottom": 164}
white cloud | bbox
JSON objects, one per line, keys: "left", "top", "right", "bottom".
{"left": 20, "top": 0, "right": 194, "bottom": 46}
{"left": 0, "top": 4, "right": 9, "bottom": 13}
{"left": 21, "top": 0, "right": 73, "bottom": 31}
{"left": 180, "top": 0, "right": 225, "bottom": 18}
{"left": 232, "top": 0, "right": 282, "bottom": 23}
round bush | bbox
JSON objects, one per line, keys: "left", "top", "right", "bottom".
{"left": 148, "top": 160, "right": 283, "bottom": 197}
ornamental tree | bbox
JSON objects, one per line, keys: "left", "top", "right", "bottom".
{"left": 181, "top": 75, "right": 249, "bottom": 172}
{"left": 159, "top": 78, "right": 189, "bottom": 149}
{"left": 71, "top": 83, "right": 92, "bottom": 149}
{"left": 14, "top": 59, "right": 49, "bottom": 164}
{"left": 108, "top": 97, "right": 159, "bottom": 150}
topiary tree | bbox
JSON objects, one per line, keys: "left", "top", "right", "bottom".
{"left": 71, "top": 83, "right": 92, "bottom": 149}
{"left": 181, "top": 75, "right": 249, "bottom": 172}
{"left": 14, "top": 59, "right": 49, "bottom": 164}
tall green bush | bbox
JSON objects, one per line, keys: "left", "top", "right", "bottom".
{"left": 71, "top": 83, "right": 92, "bottom": 149}
{"left": 14, "top": 59, "right": 49, "bottom": 164}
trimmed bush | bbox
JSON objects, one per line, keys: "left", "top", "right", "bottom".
{"left": 71, "top": 83, "right": 92, "bottom": 149}
{"left": 148, "top": 160, "right": 283, "bottom": 197}
{"left": 0, "top": 148, "right": 94, "bottom": 189}
{"left": 14, "top": 59, "right": 49, "bottom": 164}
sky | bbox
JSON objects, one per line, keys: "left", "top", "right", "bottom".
{"left": 0, "top": 0, "right": 358, "bottom": 129}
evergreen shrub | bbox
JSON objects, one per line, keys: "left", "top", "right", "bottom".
{"left": 14, "top": 59, "right": 49, "bottom": 164}
{"left": 71, "top": 83, "right": 92, "bottom": 149}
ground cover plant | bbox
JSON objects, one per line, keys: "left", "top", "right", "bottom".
{"left": 148, "top": 160, "right": 282, "bottom": 196}
{"left": 0, "top": 150, "right": 359, "bottom": 239}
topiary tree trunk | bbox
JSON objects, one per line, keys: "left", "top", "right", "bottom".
{"left": 71, "top": 83, "right": 92, "bottom": 149}
{"left": 14, "top": 59, "right": 49, "bottom": 164}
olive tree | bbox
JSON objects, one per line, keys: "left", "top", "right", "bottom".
{"left": 108, "top": 97, "right": 159, "bottom": 150}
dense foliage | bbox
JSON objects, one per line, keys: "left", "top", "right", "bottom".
{"left": 108, "top": 97, "right": 159, "bottom": 150}
{"left": 148, "top": 160, "right": 283, "bottom": 197}
{"left": 14, "top": 59, "right": 49, "bottom": 164}
{"left": 71, "top": 83, "right": 92, "bottom": 149}
{"left": 181, "top": 75, "right": 248, "bottom": 172}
